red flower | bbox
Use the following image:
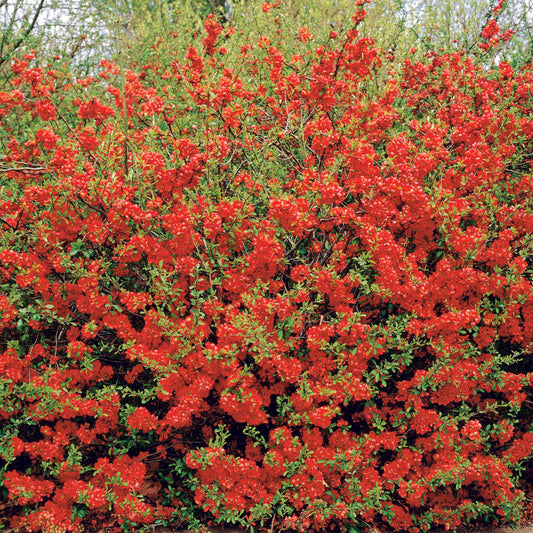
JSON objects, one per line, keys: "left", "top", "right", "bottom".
{"left": 127, "top": 407, "right": 159, "bottom": 432}
{"left": 481, "top": 19, "right": 500, "bottom": 40}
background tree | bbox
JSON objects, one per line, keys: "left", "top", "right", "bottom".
{"left": 1, "top": 0, "right": 531, "bottom": 89}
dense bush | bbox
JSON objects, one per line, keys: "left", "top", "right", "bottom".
{"left": 0, "top": 1, "right": 533, "bottom": 531}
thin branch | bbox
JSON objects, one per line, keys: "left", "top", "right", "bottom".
{"left": 0, "top": 0, "right": 47, "bottom": 66}
{"left": 114, "top": 0, "right": 130, "bottom": 179}
{"left": 0, "top": 0, "right": 23, "bottom": 65}
{"left": 0, "top": 163, "right": 45, "bottom": 173}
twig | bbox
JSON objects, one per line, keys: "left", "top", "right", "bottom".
{"left": 114, "top": 0, "right": 130, "bottom": 179}
{"left": 0, "top": 163, "right": 45, "bottom": 173}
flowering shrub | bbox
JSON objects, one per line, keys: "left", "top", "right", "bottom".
{"left": 0, "top": 1, "right": 533, "bottom": 532}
